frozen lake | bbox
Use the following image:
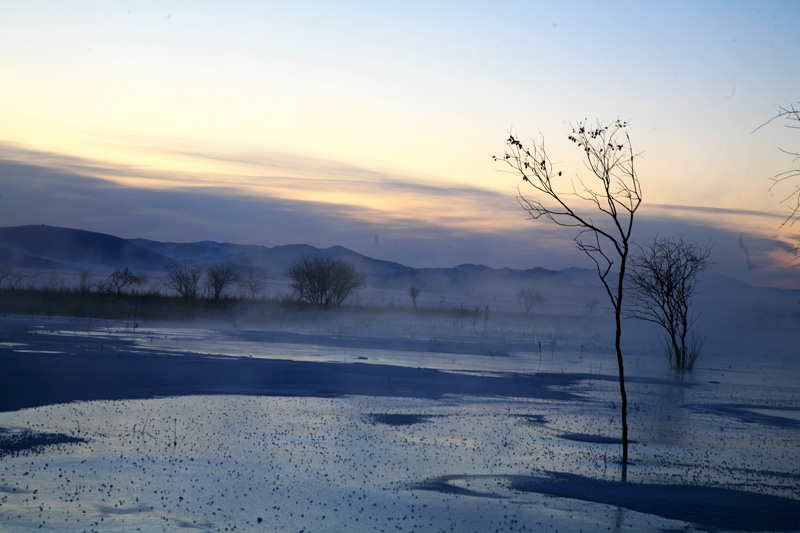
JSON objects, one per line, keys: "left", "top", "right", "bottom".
{"left": 1, "top": 314, "right": 799, "bottom": 531}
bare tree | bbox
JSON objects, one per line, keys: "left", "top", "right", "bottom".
{"left": 627, "top": 237, "right": 712, "bottom": 371}
{"left": 0, "top": 265, "right": 24, "bottom": 290}
{"left": 239, "top": 267, "right": 267, "bottom": 299}
{"left": 495, "top": 118, "right": 641, "bottom": 479}
{"left": 518, "top": 287, "right": 546, "bottom": 319}
{"left": 408, "top": 285, "right": 421, "bottom": 310}
{"left": 0, "top": 265, "right": 10, "bottom": 289}
{"left": 285, "top": 254, "right": 366, "bottom": 307}
{"left": 754, "top": 102, "right": 800, "bottom": 241}
{"left": 78, "top": 269, "right": 93, "bottom": 294}
{"left": 107, "top": 266, "right": 143, "bottom": 298}
{"left": 583, "top": 299, "right": 600, "bottom": 317}
{"left": 205, "top": 262, "right": 237, "bottom": 304}
{"left": 166, "top": 262, "right": 203, "bottom": 301}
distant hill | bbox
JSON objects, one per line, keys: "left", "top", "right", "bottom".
{"left": 0, "top": 225, "right": 622, "bottom": 312}
{"left": 0, "top": 225, "right": 170, "bottom": 272}
{"left": 0, "top": 224, "right": 601, "bottom": 295}
{"left": 127, "top": 239, "right": 413, "bottom": 278}
{"left": 0, "top": 225, "right": 421, "bottom": 279}
{"left": 0, "top": 224, "right": 795, "bottom": 318}
{"left": 5, "top": 223, "right": 784, "bottom": 300}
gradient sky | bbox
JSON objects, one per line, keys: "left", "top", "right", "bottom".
{"left": 1, "top": 1, "right": 799, "bottom": 288}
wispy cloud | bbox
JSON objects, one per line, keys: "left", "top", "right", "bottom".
{"left": 647, "top": 202, "right": 787, "bottom": 223}
{"left": 0, "top": 140, "right": 522, "bottom": 232}
{"left": 0, "top": 142, "right": 796, "bottom": 288}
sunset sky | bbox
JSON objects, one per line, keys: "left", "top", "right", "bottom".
{"left": 1, "top": 1, "right": 798, "bottom": 288}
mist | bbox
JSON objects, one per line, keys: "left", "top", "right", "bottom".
{"left": 1, "top": 144, "right": 796, "bottom": 288}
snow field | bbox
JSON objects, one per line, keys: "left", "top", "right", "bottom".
{"left": 2, "top": 371, "right": 798, "bottom": 532}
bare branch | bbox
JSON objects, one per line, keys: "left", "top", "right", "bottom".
{"left": 494, "top": 118, "right": 641, "bottom": 478}
{"left": 626, "top": 237, "right": 712, "bottom": 370}
{"left": 756, "top": 102, "right": 800, "bottom": 237}
{"left": 107, "top": 266, "right": 143, "bottom": 298}
{"left": 165, "top": 262, "right": 203, "bottom": 300}
{"left": 205, "top": 262, "right": 237, "bottom": 304}
{"left": 238, "top": 267, "right": 266, "bottom": 299}
{"left": 751, "top": 103, "right": 800, "bottom": 133}
{"left": 285, "top": 254, "right": 366, "bottom": 307}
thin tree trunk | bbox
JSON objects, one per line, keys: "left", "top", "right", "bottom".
{"left": 616, "top": 269, "right": 629, "bottom": 482}
{"left": 616, "top": 326, "right": 628, "bottom": 481}
{"left": 672, "top": 336, "right": 683, "bottom": 369}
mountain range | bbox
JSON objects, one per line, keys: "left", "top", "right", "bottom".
{"left": 0, "top": 225, "right": 597, "bottom": 293}
{"left": 1, "top": 225, "right": 794, "bottom": 315}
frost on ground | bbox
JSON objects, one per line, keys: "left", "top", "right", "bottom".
{"left": 0, "top": 311, "right": 798, "bottom": 532}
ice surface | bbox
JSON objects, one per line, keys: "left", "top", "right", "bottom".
{"left": 0, "top": 308, "right": 798, "bottom": 531}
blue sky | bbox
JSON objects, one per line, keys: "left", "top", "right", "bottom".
{"left": 1, "top": 1, "right": 798, "bottom": 287}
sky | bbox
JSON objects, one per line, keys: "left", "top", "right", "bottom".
{"left": 1, "top": 0, "right": 799, "bottom": 288}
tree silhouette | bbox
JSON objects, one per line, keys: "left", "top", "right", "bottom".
{"left": 166, "top": 262, "right": 202, "bottom": 301}
{"left": 754, "top": 102, "right": 800, "bottom": 249}
{"left": 0, "top": 265, "right": 25, "bottom": 290}
{"left": 626, "top": 237, "right": 712, "bottom": 371}
{"left": 495, "top": 119, "right": 641, "bottom": 480}
{"left": 205, "top": 262, "right": 237, "bottom": 304}
{"left": 239, "top": 267, "right": 267, "bottom": 299}
{"left": 286, "top": 254, "right": 366, "bottom": 307}
{"left": 518, "top": 287, "right": 546, "bottom": 319}
{"left": 107, "top": 267, "right": 143, "bottom": 298}
{"left": 408, "top": 286, "right": 421, "bottom": 310}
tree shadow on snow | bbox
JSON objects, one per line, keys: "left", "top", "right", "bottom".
{"left": 416, "top": 472, "right": 800, "bottom": 531}
{"left": 0, "top": 427, "right": 86, "bottom": 457}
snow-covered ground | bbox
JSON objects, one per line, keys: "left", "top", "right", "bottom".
{"left": 1, "top": 305, "right": 798, "bottom": 532}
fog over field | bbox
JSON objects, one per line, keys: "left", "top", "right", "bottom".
{"left": 2, "top": 1, "right": 799, "bottom": 531}
{"left": 1, "top": 225, "right": 798, "bottom": 532}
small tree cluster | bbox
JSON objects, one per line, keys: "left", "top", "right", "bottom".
{"left": 518, "top": 287, "right": 545, "bottom": 319}
{"left": 166, "top": 262, "right": 203, "bottom": 301}
{"left": 165, "top": 261, "right": 239, "bottom": 302}
{"left": 106, "top": 267, "right": 144, "bottom": 298}
{"left": 0, "top": 265, "right": 25, "bottom": 290}
{"left": 205, "top": 262, "right": 237, "bottom": 304}
{"left": 285, "top": 254, "right": 366, "bottom": 307}
{"left": 408, "top": 286, "right": 421, "bottom": 309}
{"left": 627, "top": 237, "right": 712, "bottom": 371}
{"left": 239, "top": 267, "right": 267, "bottom": 299}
